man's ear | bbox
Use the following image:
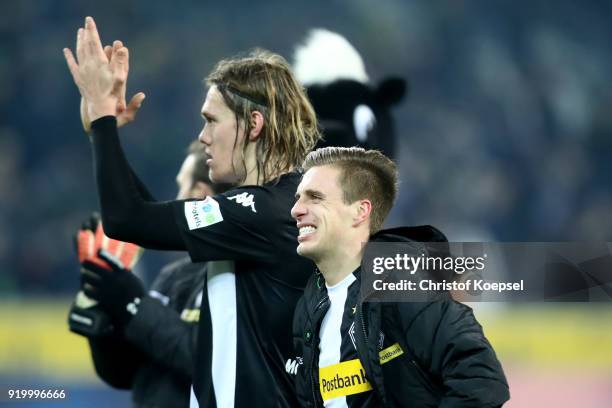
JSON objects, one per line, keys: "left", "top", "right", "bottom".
{"left": 249, "top": 110, "right": 265, "bottom": 141}
{"left": 352, "top": 199, "right": 372, "bottom": 228}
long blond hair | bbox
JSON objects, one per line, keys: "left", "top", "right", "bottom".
{"left": 206, "top": 49, "right": 321, "bottom": 184}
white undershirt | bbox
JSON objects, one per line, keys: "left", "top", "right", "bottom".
{"left": 318, "top": 273, "right": 357, "bottom": 408}
{"left": 189, "top": 260, "right": 237, "bottom": 408}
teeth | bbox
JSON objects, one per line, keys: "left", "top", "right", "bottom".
{"left": 299, "top": 226, "right": 316, "bottom": 235}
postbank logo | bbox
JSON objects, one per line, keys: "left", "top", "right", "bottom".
{"left": 319, "top": 359, "right": 372, "bottom": 401}
{"left": 379, "top": 342, "right": 403, "bottom": 365}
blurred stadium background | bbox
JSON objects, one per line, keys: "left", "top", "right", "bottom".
{"left": 1, "top": 0, "right": 611, "bottom": 406}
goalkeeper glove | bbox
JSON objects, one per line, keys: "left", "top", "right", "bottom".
{"left": 68, "top": 214, "right": 143, "bottom": 337}
{"left": 81, "top": 249, "right": 145, "bottom": 326}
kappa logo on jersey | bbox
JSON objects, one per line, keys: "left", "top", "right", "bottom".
{"left": 184, "top": 197, "right": 224, "bottom": 230}
{"left": 285, "top": 357, "right": 303, "bottom": 375}
{"left": 227, "top": 192, "right": 257, "bottom": 213}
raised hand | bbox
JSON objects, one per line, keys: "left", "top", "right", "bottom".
{"left": 103, "top": 41, "right": 146, "bottom": 126}
{"left": 64, "top": 17, "right": 144, "bottom": 125}
{"left": 81, "top": 93, "right": 146, "bottom": 132}
{"left": 80, "top": 41, "right": 146, "bottom": 132}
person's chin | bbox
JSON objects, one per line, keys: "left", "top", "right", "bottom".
{"left": 297, "top": 242, "right": 316, "bottom": 259}
{"left": 209, "top": 169, "right": 233, "bottom": 185}
{"left": 208, "top": 168, "right": 219, "bottom": 183}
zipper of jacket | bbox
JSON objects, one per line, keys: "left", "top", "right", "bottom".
{"left": 360, "top": 303, "right": 369, "bottom": 349}
{"left": 360, "top": 303, "right": 389, "bottom": 406}
{"left": 310, "top": 295, "right": 329, "bottom": 407}
{"left": 309, "top": 337, "right": 319, "bottom": 407}
{"left": 409, "top": 357, "right": 441, "bottom": 395}
{"left": 358, "top": 304, "right": 374, "bottom": 402}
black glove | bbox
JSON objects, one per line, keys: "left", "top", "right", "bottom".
{"left": 81, "top": 249, "right": 146, "bottom": 327}
{"left": 68, "top": 293, "right": 114, "bottom": 337}
{"left": 68, "top": 212, "right": 111, "bottom": 338}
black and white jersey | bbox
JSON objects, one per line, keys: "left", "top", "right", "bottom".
{"left": 294, "top": 269, "right": 405, "bottom": 407}
{"left": 171, "top": 172, "right": 314, "bottom": 408}
{"left": 317, "top": 273, "right": 376, "bottom": 407}
{"left": 87, "top": 257, "right": 205, "bottom": 408}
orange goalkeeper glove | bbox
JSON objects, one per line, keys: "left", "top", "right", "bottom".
{"left": 68, "top": 213, "right": 143, "bottom": 337}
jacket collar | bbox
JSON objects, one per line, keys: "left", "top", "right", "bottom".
{"left": 370, "top": 225, "right": 448, "bottom": 243}
{"left": 305, "top": 225, "right": 448, "bottom": 318}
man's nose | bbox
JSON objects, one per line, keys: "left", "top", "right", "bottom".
{"left": 291, "top": 201, "right": 306, "bottom": 220}
{"left": 198, "top": 126, "right": 210, "bottom": 145}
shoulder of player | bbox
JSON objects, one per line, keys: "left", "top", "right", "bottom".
{"left": 218, "top": 172, "right": 300, "bottom": 213}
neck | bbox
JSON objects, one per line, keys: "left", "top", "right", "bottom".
{"left": 241, "top": 168, "right": 261, "bottom": 186}
{"left": 317, "top": 237, "right": 366, "bottom": 286}
{"left": 240, "top": 163, "right": 294, "bottom": 186}
{"left": 237, "top": 140, "right": 293, "bottom": 186}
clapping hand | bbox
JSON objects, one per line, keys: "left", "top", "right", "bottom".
{"left": 63, "top": 17, "right": 145, "bottom": 131}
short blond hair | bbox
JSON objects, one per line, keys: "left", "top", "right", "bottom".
{"left": 302, "top": 146, "right": 398, "bottom": 233}
{"left": 207, "top": 49, "right": 321, "bottom": 183}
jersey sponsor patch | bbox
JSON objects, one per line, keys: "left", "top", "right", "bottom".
{"left": 181, "top": 308, "right": 200, "bottom": 322}
{"left": 319, "top": 358, "right": 372, "bottom": 401}
{"left": 285, "top": 357, "right": 303, "bottom": 375}
{"left": 379, "top": 342, "right": 404, "bottom": 365}
{"left": 227, "top": 192, "right": 257, "bottom": 213}
{"left": 184, "top": 197, "right": 223, "bottom": 230}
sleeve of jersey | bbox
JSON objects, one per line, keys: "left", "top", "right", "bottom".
{"left": 123, "top": 297, "right": 197, "bottom": 381}
{"left": 171, "top": 188, "right": 277, "bottom": 262}
{"left": 90, "top": 116, "right": 184, "bottom": 250}
{"left": 87, "top": 334, "right": 144, "bottom": 389}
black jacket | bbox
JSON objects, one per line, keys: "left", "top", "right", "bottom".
{"left": 291, "top": 226, "right": 510, "bottom": 407}
{"left": 88, "top": 257, "right": 205, "bottom": 408}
